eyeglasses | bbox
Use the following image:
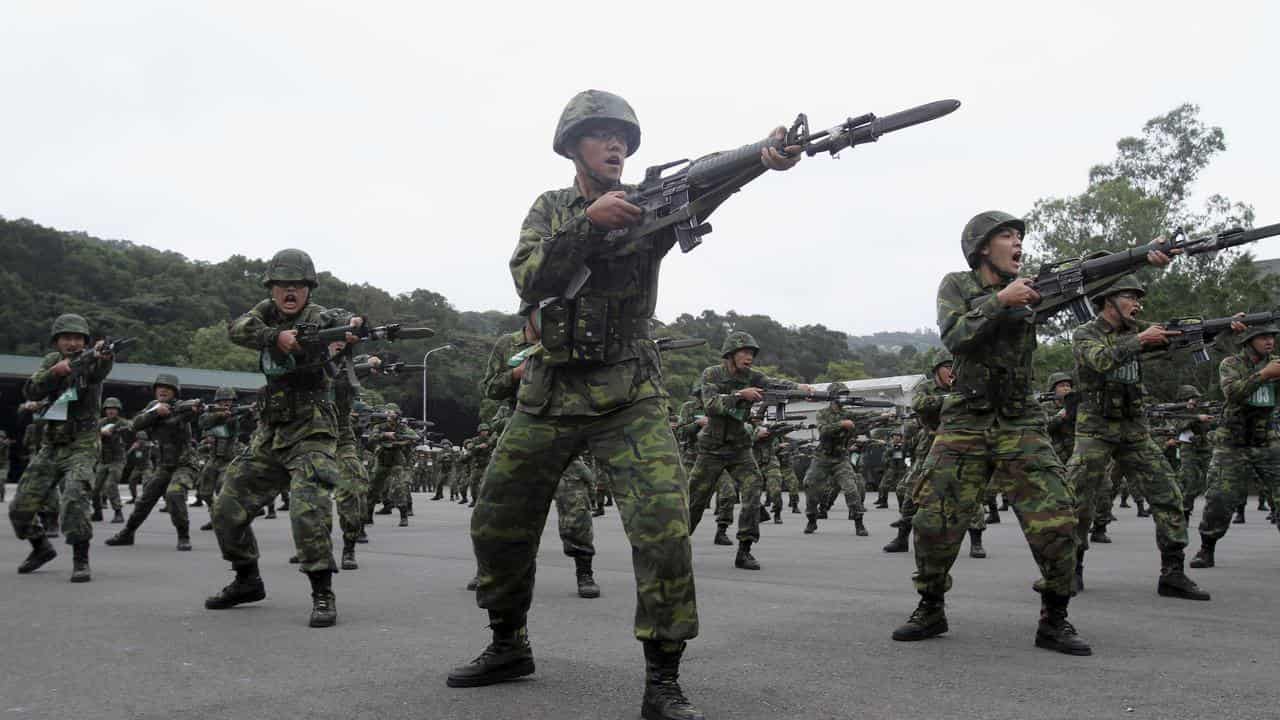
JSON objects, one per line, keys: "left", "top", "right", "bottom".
{"left": 582, "top": 127, "right": 630, "bottom": 147}
{"left": 272, "top": 282, "right": 308, "bottom": 291}
{"left": 1113, "top": 292, "right": 1142, "bottom": 303}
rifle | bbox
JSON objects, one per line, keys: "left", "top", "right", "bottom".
{"left": 296, "top": 322, "right": 436, "bottom": 347}
{"left": 564, "top": 99, "right": 962, "bottom": 298}
{"left": 990, "top": 223, "right": 1280, "bottom": 324}
{"left": 38, "top": 337, "right": 135, "bottom": 404}
{"left": 1159, "top": 311, "right": 1280, "bottom": 363}
{"left": 655, "top": 337, "right": 707, "bottom": 353}
{"left": 140, "top": 398, "right": 204, "bottom": 420}
{"left": 356, "top": 360, "right": 426, "bottom": 376}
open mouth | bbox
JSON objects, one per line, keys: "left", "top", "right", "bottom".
{"left": 283, "top": 293, "right": 298, "bottom": 305}
{"left": 604, "top": 155, "right": 622, "bottom": 167}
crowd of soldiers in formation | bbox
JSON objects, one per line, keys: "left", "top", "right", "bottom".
{"left": 8, "top": 87, "right": 1280, "bottom": 720}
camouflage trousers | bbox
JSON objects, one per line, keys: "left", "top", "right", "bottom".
{"left": 713, "top": 471, "right": 737, "bottom": 527}
{"left": 883, "top": 464, "right": 907, "bottom": 506}
{"left": 1067, "top": 435, "right": 1187, "bottom": 559}
{"left": 333, "top": 441, "right": 369, "bottom": 544}
{"left": 94, "top": 460, "right": 124, "bottom": 512}
{"left": 125, "top": 461, "right": 197, "bottom": 537}
{"left": 1178, "top": 448, "right": 1213, "bottom": 514}
{"left": 689, "top": 447, "right": 763, "bottom": 544}
{"left": 9, "top": 436, "right": 95, "bottom": 545}
{"left": 781, "top": 463, "right": 800, "bottom": 504}
{"left": 372, "top": 464, "right": 410, "bottom": 511}
{"left": 197, "top": 454, "right": 234, "bottom": 505}
{"left": 212, "top": 433, "right": 338, "bottom": 574}
{"left": 912, "top": 426, "right": 1077, "bottom": 597}
{"left": 761, "top": 456, "right": 784, "bottom": 511}
{"left": 1197, "top": 444, "right": 1280, "bottom": 544}
{"left": 555, "top": 456, "right": 596, "bottom": 558}
{"left": 894, "top": 464, "right": 986, "bottom": 531}
{"left": 471, "top": 399, "right": 697, "bottom": 643}
{"left": 804, "top": 454, "right": 864, "bottom": 519}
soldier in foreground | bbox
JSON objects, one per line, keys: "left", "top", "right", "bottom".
{"left": 1063, "top": 277, "right": 1208, "bottom": 601}
{"left": 10, "top": 314, "right": 114, "bottom": 582}
{"left": 105, "top": 374, "right": 201, "bottom": 552}
{"left": 1190, "top": 323, "right": 1280, "bottom": 568}
{"left": 892, "top": 212, "right": 1088, "bottom": 655}
{"left": 447, "top": 90, "right": 800, "bottom": 720}
{"left": 204, "top": 249, "right": 359, "bottom": 628}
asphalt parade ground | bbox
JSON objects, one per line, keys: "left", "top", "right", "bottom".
{"left": 3, "top": 492, "right": 1279, "bottom": 720}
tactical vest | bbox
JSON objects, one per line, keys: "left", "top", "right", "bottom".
{"left": 950, "top": 286, "right": 1037, "bottom": 418}
{"left": 1090, "top": 358, "right": 1145, "bottom": 420}
{"left": 1225, "top": 379, "right": 1276, "bottom": 447}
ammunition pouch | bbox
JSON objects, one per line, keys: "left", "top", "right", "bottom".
{"left": 45, "top": 417, "right": 98, "bottom": 445}
{"left": 535, "top": 296, "right": 650, "bottom": 367}
{"left": 953, "top": 363, "right": 1034, "bottom": 418}
{"left": 1226, "top": 406, "right": 1272, "bottom": 447}
{"left": 1094, "top": 382, "right": 1145, "bottom": 420}
{"left": 259, "top": 387, "right": 332, "bottom": 425}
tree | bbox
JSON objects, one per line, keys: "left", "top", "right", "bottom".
{"left": 186, "top": 323, "right": 258, "bottom": 372}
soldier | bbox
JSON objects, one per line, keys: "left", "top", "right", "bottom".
{"left": 106, "top": 374, "right": 202, "bottom": 551}
{"left": 1190, "top": 323, "right": 1280, "bottom": 568}
{"left": 884, "top": 353, "right": 952, "bottom": 554}
{"left": 203, "top": 248, "right": 359, "bottom": 628}
{"left": 195, "top": 386, "right": 246, "bottom": 531}
{"left": 18, "top": 403, "right": 60, "bottom": 536}
{"left": 751, "top": 415, "right": 787, "bottom": 525}
{"left": 93, "top": 397, "right": 129, "bottom": 524}
{"left": 0, "top": 429, "right": 9, "bottom": 504}
{"left": 333, "top": 352, "right": 376, "bottom": 563}
{"left": 10, "top": 314, "right": 115, "bottom": 582}
{"left": 121, "top": 430, "right": 152, "bottom": 505}
{"left": 431, "top": 440, "right": 454, "bottom": 501}
{"left": 365, "top": 403, "right": 420, "bottom": 527}
{"left": 1170, "top": 385, "right": 1215, "bottom": 522}
{"left": 1063, "top": 276, "right": 1208, "bottom": 601}
{"left": 1043, "top": 373, "right": 1076, "bottom": 463}
{"left": 687, "top": 332, "right": 807, "bottom": 570}
{"left": 465, "top": 424, "right": 493, "bottom": 508}
{"left": 447, "top": 90, "right": 800, "bottom": 720}
{"left": 877, "top": 430, "right": 908, "bottom": 509}
{"left": 776, "top": 437, "right": 802, "bottom": 515}
{"left": 803, "top": 382, "right": 870, "bottom": 537}
{"left": 892, "top": 211, "right": 1089, "bottom": 655}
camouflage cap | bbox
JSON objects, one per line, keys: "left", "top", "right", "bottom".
{"left": 720, "top": 331, "right": 760, "bottom": 358}
{"left": 153, "top": 373, "right": 181, "bottom": 393}
{"left": 962, "top": 211, "right": 1025, "bottom": 269}
{"left": 49, "top": 313, "right": 91, "bottom": 344}
{"left": 1089, "top": 274, "right": 1144, "bottom": 308}
{"left": 930, "top": 350, "right": 953, "bottom": 372}
{"left": 213, "top": 386, "right": 236, "bottom": 402}
{"left": 1046, "top": 372, "right": 1073, "bottom": 393}
{"left": 553, "top": 90, "right": 641, "bottom": 158}
{"left": 1238, "top": 323, "right": 1280, "bottom": 345}
{"left": 261, "top": 248, "right": 318, "bottom": 289}
{"left": 102, "top": 397, "right": 123, "bottom": 411}
{"left": 826, "top": 381, "right": 848, "bottom": 394}
{"left": 1177, "top": 384, "right": 1202, "bottom": 401}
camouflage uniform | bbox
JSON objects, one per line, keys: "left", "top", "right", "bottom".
{"left": 93, "top": 410, "right": 128, "bottom": 517}
{"left": 366, "top": 416, "right": 419, "bottom": 515}
{"left": 776, "top": 439, "right": 801, "bottom": 511}
{"left": 1193, "top": 342, "right": 1280, "bottom": 562}
{"left": 1065, "top": 316, "right": 1191, "bottom": 575}
{"left": 752, "top": 422, "right": 786, "bottom": 518}
{"left": 196, "top": 402, "right": 243, "bottom": 507}
{"left": 881, "top": 436, "right": 909, "bottom": 508}
{"left": 803, "top": 391, "right": 868, "bottom": 535}
{"left": 122, "top": 384, "right": 201, "bottom": 547}
{"left": 332, "top": 363, "right": 370, "bottom": 553}
{"left": 888, "top": 376, "right": 947, "bottom": 537}
{"left": 0, "top": 431, "right": 10, "bottom": 503}
{"left": 1172, "top": 406, "right": 1214, "bottom": 517}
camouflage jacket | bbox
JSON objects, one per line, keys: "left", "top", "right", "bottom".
{"left": 98, "top": 415, "right": 131, "bottom": 464}
{"left": 815, "top": 404, "right": 864, "bottom": 459}
{"left": 131, "top": 400, "right": 197, "bottom": 468}
{"left": 229, "top": 298, "right": 353, "bottom": 447}
{"left": 909, "top": 377, "right": 946, "bottom": 460}
{"left": 1216, "top": 346, "right": 1279, "bottom": 447}
{"left": 674, "top": 399, "right": 704, "bottom": 457}
{"left": 366, "top": 421, "right": 419, "bottom": 466}
{"left": 1072, "top": 316, "right": 1149, "bottom": 442}
{"left": 937, "top": 270, "right": 1041, "bottom": 431}
{"left": 484, "top": 330, "right": 532, "bottom": 413}
{"left": 25, "top": 349, "right": 114, "bottom": 444}
{"left": 464, "top": 434, "right": 495, "bottom": 469}
{"left": 198, "top": 408, "right": 242, "bottom": 459}
{"left": 1042, "top": 399, "right": 1076, "bottom": 462}
{"left": 698, "top": 364, "right": 796, "bottom": 451}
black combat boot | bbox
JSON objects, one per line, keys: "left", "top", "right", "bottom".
{"left": 873, "top": 494, "right": 889, "bottom": 509}
{"left": 289, "top": 554, "right": 301, "bottom": 564}
{"left": 265, "top": 504, "right": 277, "bottom": 519}
{"left": 816, "top": 506, "right": 829, "bottom": 520}
{"left": 999, "top": 496, "right": 1010, "bottom": 511}
{"left": 205, "top": 562, "right": 267, "bottom": 609}
{"left": 712, "top": 524, "right": 732, "bottom": 546}
{"left": 1035, "top": 592, "right": 1091, "bottom": 655}
{"left": 1258, "top": 496, "right": 1268, "bottom": 511}
{"left": 111, "top": 509, "right": 125, "bottom": 524}
{"left": 892, "top": 593, "right": 947, "bottom": 641}
{"left": 853, "top": 515, "right": 868, "bottom": 537}
{"left": 883, "top": 524, "right": 910, "bottom": 553}
{"left": 803, "top": 515, "right": 818, "bottom": 534}
{"left": 604, "top": 495, "right": 613, "bottom": 507}
{"left": 1074, "top": 548, "right": 1085, "bottom": 595}
{"left": 341, "top": 541, "right": 358, "bottom": 571}
{"left": 789, "top": 497, "right": 799, "bottom": 514}
{"left": 640, "top": 640, "right": 705, "bottom": 720}
{"left": 1189, "top": 535, "right": 1217, "bottom": 568}
{"left": 104, "top": 523, "right": 136, "bottom": 546}
{"left": 1232, "top": 505, "right": 1245, "bottom": 524}
{"left": 468, "top": 498, "right": 476, "bottom": 508}
{"left": 968, "top": 528, "right": 986, "bottom": 559}
{"left": 985, "top": 503, "right": 1001, "bottom": 525}
{"left": 758, "top": 505, "right": 770, "bottom": 523}
{"left": 1157, "top": 554, "right": 1210, "bottom": 601}
{"left": 279, "top": 496, "right": 290, "bottom": 511}
{"left": 377, "top": 503, "right": 394, "bottom": 514}
{"left": 847, "top": 507, "right": 856, "bottom": 521}
{"left": 1136, "top": 498, "right": 1150, "bottom": 518}
{"left": 575, "top": 556, "right": 600, "bottom": 598}
{"left": 70, "top": 542, "right": 91, "bottom": 583}
{"left": 18, "top": 536, "right": 58, "bottom": 574}
{"left": 466, "top": 576, "right": 479, "bottom": 591}
{"left": 446, "top": 618, "right": 535, "bottom": 688}
{"left": 432, "top": 487, "right": 444, "bottom": 501}
{"left": 1090, "top": 521, "right": 1111, "bottom": 544}
{"left": 176, "top": 533, "right": 192, "bottom": 552}
{"left": 189, "top": 497, "right": 204, "bottom": 508}
{"left": 356, "top": 528, "right": 369, "bottom": 544}
{"left": 398, "top": 508, "right": 409, "bottom": 527}
{"left": 91, "top": 504, "right": 104, "bottom": 522}
{"left": 592, "top": 503, "right": 606, "bottom": 517}
{"left": 200, "top": 521, "right": 213, "bottom": 531}
{"left": 734, "top": 541, "right": 760, "bottom": 570}
{"left": 42, "top": 513, "right": 60, "bottom": 538}
{"left": 772, "top": 504, "right": 783, "bottom": 524}
{"left": 307, "top": 570, "right": 337, "bottom": 627}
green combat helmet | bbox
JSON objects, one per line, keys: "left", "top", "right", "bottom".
{"left": 102, "top": 397, "right": 123, "bottom": 411}
{"left": 1046, "top": 372, "right": 1073, "bottom": 394}
{"left": 1238, "top": 322, "right": 1280, "bottom": 345}
{"left": 384, "top": 403, "right": 401, "bottom": 414}
{"left": 214, "top": 386, "right": 236, "bottom": 402}
{"left": 477, "top": 423, "right": 491, "bottom": 433}
{"left": 826, "top": 381, "right": 848, "bottom": 394}
{"left": 153, "top": 373, "right": 181, "bottom": 393}
{"left": 720, "top": 331, "right": 760, "bottom": 358}
{"left": 1089, "top": 274, "right": 1144, "bottom": 309}
{"left": 49, "top": 313, "right": 91, "bottom": 344}
{"left": 1177, "top": 385, "right": 1202, "bottom": 401}
{"left": 261, "top": 248, "right": 318, "bottom": 289}
{"left": 962, "top": 211, "right": 1026, "bottom": 269}
{"left": 553, "top": 90, "right": 641, "bottom": 158}
{"left": 930, "top": 350, "right": 953, "bottom": 373}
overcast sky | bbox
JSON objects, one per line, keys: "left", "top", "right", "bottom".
{"left": 3, "top": 1, "right": 1277, "bottom": 335}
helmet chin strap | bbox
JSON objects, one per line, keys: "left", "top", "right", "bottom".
{"left": 1105, "top": 297, "right": 1140, "bottom": 331}
{"left": 572, "top": 154, "right": 621, "bottom": 197}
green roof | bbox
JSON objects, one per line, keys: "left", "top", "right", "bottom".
{"left": 0, "top": 354, "right": 262, "bottom": 392}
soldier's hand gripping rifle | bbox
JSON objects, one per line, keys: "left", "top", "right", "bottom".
{"left": 42, "top": 337, "right": 135, "bottom": 402}
{"left": 564, "top": 99, "right": 962, "bottom": 298}
{"left": 1158, "top": 311, "right": 1280, "bottom": 363}
{"left": 992, "top": 223, "right": 1280, "bottom": 325}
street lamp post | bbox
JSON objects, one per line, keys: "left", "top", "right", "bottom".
{"left": 420, "top": 343, "right": 455, "bottom": 422}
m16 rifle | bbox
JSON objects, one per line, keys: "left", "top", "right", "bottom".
{"left": 356, "top": 360, "right": 426, "bottom": 376}
{"left": 983, "top": 223, "right": 1280, "bottom": 325}
{"left": 654, "top": 337, "right": 708, "bottom": 353}
{"left": 37, "top": 337, "right": 135, "bottom": 405}
{"left": 1157, "top": 311, "right": 1280, "bottom": 363}
{"left": 564, "top": 99, "right": 962, "bottom": 298}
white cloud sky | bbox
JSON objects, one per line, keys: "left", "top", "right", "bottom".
{"left": 2, "top": 1, "right": 1277, "bottom": 334}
